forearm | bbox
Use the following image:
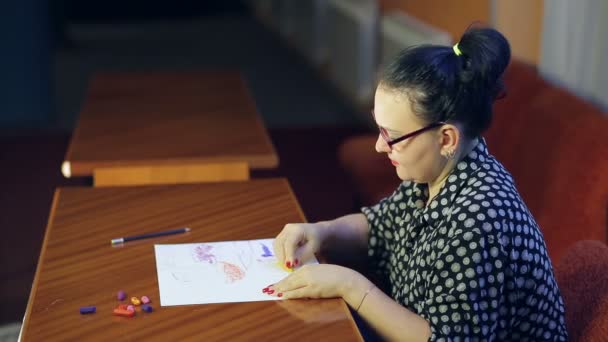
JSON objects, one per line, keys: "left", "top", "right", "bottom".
{"left": 343, "top": 274, "right": 431, "bottom": 342}
{"left": 317, "top": 213, "right": 369, "bottom": 256}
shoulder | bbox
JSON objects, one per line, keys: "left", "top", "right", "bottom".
{"left": 453, "top": 152, "right": 530, "bottom": 224}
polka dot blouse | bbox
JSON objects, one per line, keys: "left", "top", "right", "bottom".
{"left": 362, "top": 139, "right": 568, "bottom": 341}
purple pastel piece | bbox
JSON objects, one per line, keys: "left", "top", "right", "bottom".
{"left": 80, "top": 306, "right": 96, "bottom": 314}
{"left": 141, "top": 304, "right": 153, "bottom": 313}
{"left": 141, "top": 295, "right": 150, "bottom": 304}
{"left": 117, "top": 290, "right": 126, "bottom": 301}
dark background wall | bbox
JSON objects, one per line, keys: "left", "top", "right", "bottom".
{"left": 0, "top": 0, "right": 52, "bottom": 128}
{"left": 1, "top": 0, "right": 362, "bottom": 132}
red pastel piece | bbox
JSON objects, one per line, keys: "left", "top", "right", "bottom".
{"left": 113, "top": 308, "right": 135, "bottom": 317}
{"left": 117, "top": 304, "right": 129, "bottom": 310}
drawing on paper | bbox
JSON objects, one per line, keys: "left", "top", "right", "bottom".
{"left": 260, "top": 243, "right": 273, "bottom": 257}
{"left": 154, "top": 238, "right": 318, "bottom": 306}
{"left": 191, "top": 242, "right": 254, "bottom": 283}
{"left": 193, "top": 244, "right": 216, "bottom": 264}
{"left": 220, "top": 261, "right": 246, "bottom": 282}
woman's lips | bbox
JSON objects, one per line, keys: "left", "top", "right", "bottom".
{"left": 390, "top": 159, "right": 399, "bottom": 166}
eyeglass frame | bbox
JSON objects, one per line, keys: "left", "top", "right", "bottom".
{"left": 372, "top": 109, "right": 446, "bottom": 148}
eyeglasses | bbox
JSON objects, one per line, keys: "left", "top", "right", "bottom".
{"left": 372, "top": 110, "right": 445, "bottom": 149}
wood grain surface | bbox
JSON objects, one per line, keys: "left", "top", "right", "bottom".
{"left": 63, "top": 70, "right": 278, "bottom": 177}
{"left": 21, "top": 179, "right": 362, "bottom": 341}
{"left": 93, "top": 162, "right": 250, "bottom": 187}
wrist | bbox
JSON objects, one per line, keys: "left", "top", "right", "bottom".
{"left": 341, "top": 269, "right": 373, "bottom": 308}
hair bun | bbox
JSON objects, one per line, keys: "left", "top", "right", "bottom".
{"left": 456, "top": 27, "right": 511, "bottom": 97}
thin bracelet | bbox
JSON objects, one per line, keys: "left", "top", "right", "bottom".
{"left": 356, "top": 285, "right": 376, "bottom": 312}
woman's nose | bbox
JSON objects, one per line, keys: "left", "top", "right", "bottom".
{"left": 375, "top": 134, "right": 391, "bottom": 153}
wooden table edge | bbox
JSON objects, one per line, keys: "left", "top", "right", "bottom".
{"left": 21, "top": 190, "right": 61, "bottom": 341}
{"left": 62, "top": 154, "right": 279, "bottom": 178}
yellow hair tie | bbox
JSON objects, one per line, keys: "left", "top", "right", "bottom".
{"left": 453, "top": 43, "right": 463, "bottom": 56}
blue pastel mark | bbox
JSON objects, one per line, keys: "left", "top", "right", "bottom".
{"left": 261, "top": 244, "right": 273, "bottom": 257}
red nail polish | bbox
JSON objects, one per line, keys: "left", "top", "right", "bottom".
{"left": 267, "top": 290, "right": 274, "bottom": 294}
{"left": 262, "top": 288, "right": 269, "bottom": 293}
{"left": 278, "top": 293, "right": 283, "bottom": 297}
{"left": 294, "top": 259, "right": 299, "bottom": 266}
{"left": 286, "top": 261, "right": 291, "bottom": 268}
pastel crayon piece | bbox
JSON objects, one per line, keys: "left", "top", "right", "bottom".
{"left": 140, "top": 295, "right": 150, "bottom": 304}
{"left": 141, "top": 304, "right": 153, "bottom": 313}
{"left": 80, "top": 306, "right": 96, "bottom": 314}
{"left": 130, "top": 297, "right": 141, "bottom": 305}
{"left": 117, "top": 290, "right": 126, "bottom": 301}
{"left": 127, "top": 305, "right": 135, "bottom": 312}
{"left": 276, "top": 261, "right": 293, "bottom": 273}
{"left": 117, "top": 304, "right": 129, "bottom": 310}
{"left": 113, "top": 308, "right": 135, "bottom": 317}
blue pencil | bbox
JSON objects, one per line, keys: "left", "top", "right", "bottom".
{"left": 111, "top": 227, "right": 191, "bottom": 245}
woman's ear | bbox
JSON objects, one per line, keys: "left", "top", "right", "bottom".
{"left": 438, "top": 124, "right": 461, "bottom": 158}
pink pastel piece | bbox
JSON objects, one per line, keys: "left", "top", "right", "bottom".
{"left": 127, "top": 305, "right": 135, "bottom": 312}
{"left": 141, "top": 296, "right": 150, "bottom": 304}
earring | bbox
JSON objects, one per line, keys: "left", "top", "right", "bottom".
{"left": 443, "top": 149, "right": 456, "bottom": 160}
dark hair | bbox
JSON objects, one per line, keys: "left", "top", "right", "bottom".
{"left": 380, "top": 26, "right": 511, "bottom": 138}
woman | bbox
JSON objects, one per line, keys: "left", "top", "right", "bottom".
{"left": 265, "top": 27, "right": 568, "bottom": 341}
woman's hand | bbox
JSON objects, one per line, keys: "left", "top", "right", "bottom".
{"left": 264, "top": 264, "right": 365, "bottom": 301}
{"left": 273, "top": 222, "right": 329, "bottom": 269}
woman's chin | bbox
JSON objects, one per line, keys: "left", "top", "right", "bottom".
{"left": 395, "top": 168, "right": 412, "bottom": 182}
{"left": 396, "top": 168, "right": 423, "bottom": 183}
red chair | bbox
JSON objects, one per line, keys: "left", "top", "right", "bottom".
{"left": 555, "top": 240, "right": 608, "bottom": 341}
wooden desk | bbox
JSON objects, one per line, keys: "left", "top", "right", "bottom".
{"left": 21, "top": 179, "right": 362, "bottom": 341}
{"left": 62, "top": 71, "right": 278, "bottom": 185}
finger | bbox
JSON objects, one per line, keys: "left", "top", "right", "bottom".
{"left": 270, "top": 271, "right": 307, "bottom": 295}
{"left": 273, "top": 228, "right": 288, "bottom": 266}
{"left": 283, "top": 228, "right": 304, "bottom": 268}
{"left": 292, "top": 242, "right": 317, "bottom": 268}
{"left": 281, "top": 286, "right": 314, "bottom": 300}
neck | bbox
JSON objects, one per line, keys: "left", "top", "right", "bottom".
{"left": 427, "top": 138, "right": 479, "bottom": 204}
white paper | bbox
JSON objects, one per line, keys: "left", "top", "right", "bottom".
{"left": 154, "top": 239, "right": 317, "bottom": 306}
